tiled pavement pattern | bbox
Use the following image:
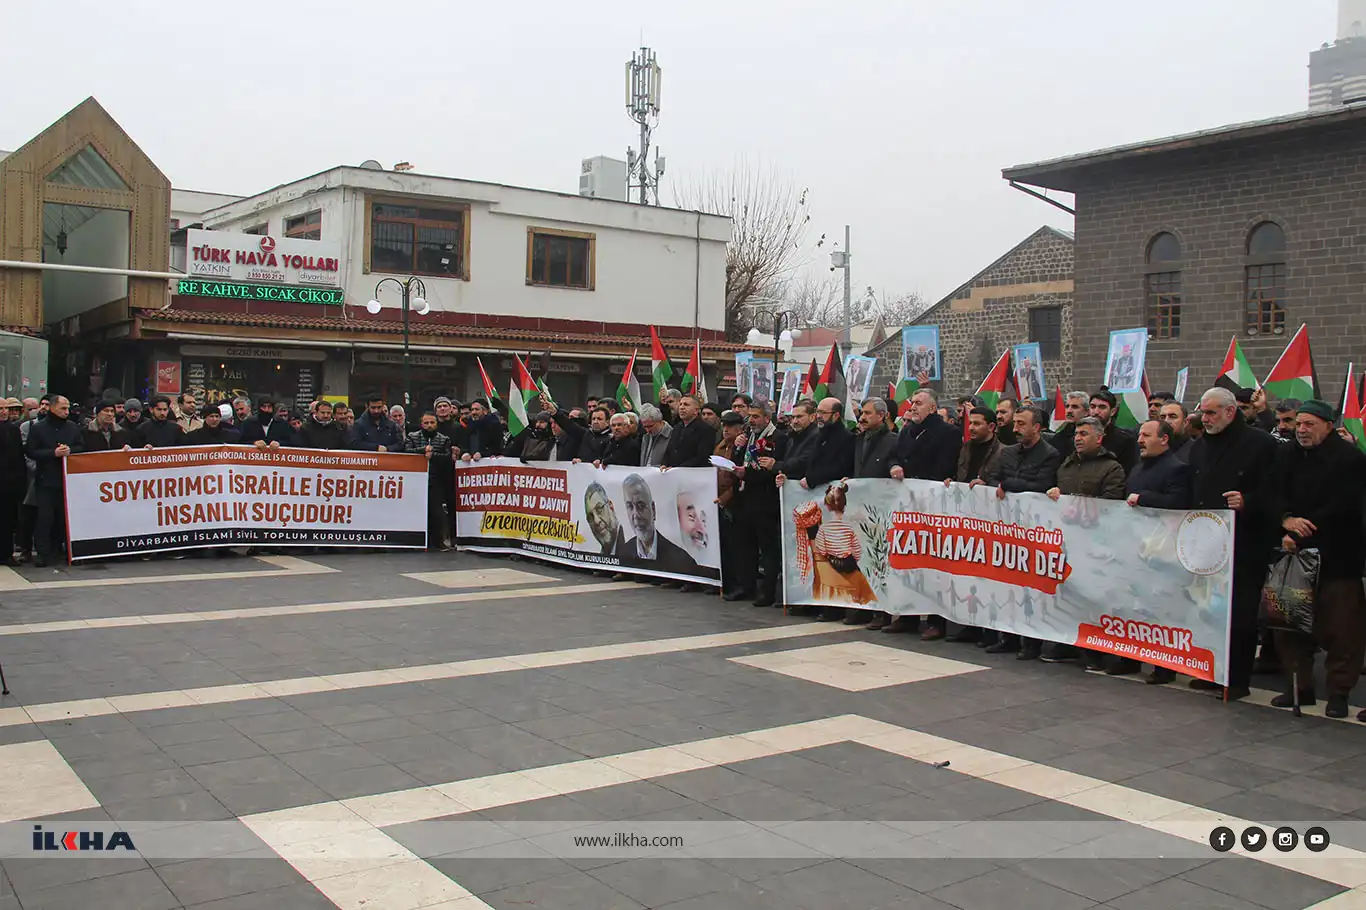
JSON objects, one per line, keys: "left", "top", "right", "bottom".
{"left": 0, "top": 551, "right": 1364, "bottom": 909}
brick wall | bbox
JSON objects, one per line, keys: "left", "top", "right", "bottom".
{"left": 1071, "top": 121, "right": 1366, "bottom": 403}
{"left": 868, "top": 227, "right": 1075, "bottom": 401}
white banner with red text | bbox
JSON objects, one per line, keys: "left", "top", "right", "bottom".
{"left": 454, "top": 458, "right": 721, "bottom": 586}
{"left": 63, "top": 446, "right": 429, "bottom": 560}
{"left": 781, "top": 478, "right": 1235, "bottom": 684}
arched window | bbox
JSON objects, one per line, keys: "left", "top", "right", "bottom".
{"left": 1145, "top": 233, "right": 1182, "bottom": 340}
{"left": 1245, "top": 222, "right": 1287, "bottom": 336}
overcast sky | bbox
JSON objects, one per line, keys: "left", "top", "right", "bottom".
{"left": 0, "top": 0, "right": 1336, "bottom": 305}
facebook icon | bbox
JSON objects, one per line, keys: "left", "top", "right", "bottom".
{"left": 1209, "top": 826, "right": 1236, "bottom": 852}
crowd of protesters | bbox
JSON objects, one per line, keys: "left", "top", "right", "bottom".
{"left": 4, "top": 376, "right": 1363, "bottom": 720}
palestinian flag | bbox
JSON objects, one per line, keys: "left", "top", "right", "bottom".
{"left": 801, "top": 359, "right": 819, "bottom": 398}
{"left": 681, "top": 339, "right": 706, "bottom": 401}
{"left": 649, "top": 327, "right": 675, "bottom": 397}
{"left": 536, "top": 376, "right": 555, "bottom": 408}
{"left": 1264, "top": 324, "right": 1320, "bottom": 401}
{"left": 616, "top": 350, "right": 643, "bottom": 413}
{"left": 812, "top": 342, "right": 846, "bottom": 404}
{"left": 893, "top": 375, "right": 918, "bottom": 418}
{"left": 506, "top": 354, "right": 538, "bottom": 436}
{"left": 1114, "top": 371, "right": 1151, "bottom": 431}
{"left": 1215, "top": 336, "right": 1259, "bottom": 393}
{"left": 475, "top": 357, "right": 500, "bottom": 402}
{"left": 1049, "top": 387, "right": 1067, "bottom": 432}
{"left": 974, "top": 350, "right": 1014, "bottom": 411}
{"left": 1342, "top": 364, "right": 1366, "bottom": 454}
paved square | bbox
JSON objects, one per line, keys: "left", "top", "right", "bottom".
{"left": 0, "top": 550, "right": 1362, "bottom": 910}
{"left": 728, "top": 640, "right": 988, "bottom": 690}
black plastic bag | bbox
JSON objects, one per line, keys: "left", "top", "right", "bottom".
{"left": 1259, "top": 548, "right": 1320, "bottom": 635}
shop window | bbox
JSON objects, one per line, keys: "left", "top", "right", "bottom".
{"left": 285, "top": 210, "right": 322, "bottom": 241}
{"left": 1027, "top": 306, "right": 1062, "bottom": 359}
{"left": 1144, "top": 232, "right": 1182, "bottom": 340}
{"left": 1245, "top": 221, "right": 1287, "bottom": 336}
{"left": 242, "top": 223, "right": 268, "bottom": 236}
{"left": 369, "top": 201, "right": 467, "bottom": 278}
{"left": 527, "top": 229, "right": 595, "bottom": 290}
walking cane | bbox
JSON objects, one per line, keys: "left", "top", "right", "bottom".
{"left": 1291, "top": 668, "right": 1302, "bottom": 718}
{"left": 0, "top": 659, "right": 9, "bottom": 696}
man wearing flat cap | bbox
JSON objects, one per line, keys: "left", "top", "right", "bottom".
{"left": 1272, "top": 398, "right": 1366, "bottom": 720}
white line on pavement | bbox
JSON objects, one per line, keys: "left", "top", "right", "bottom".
{"left": 0, "top": 554, "right": 337, "bottom": 592}
{"left": 1, "top": 623, "right": 860, "bottom": 728}
{"left": 242, "top": 714, "right": 1366, "bottom": 910}
{"left": 0, "top": 579, "right": 638, "bottom": 637}
{"left": 0, "top": 740, "right": 99, "bottom": 822}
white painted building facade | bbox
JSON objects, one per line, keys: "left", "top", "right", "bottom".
{"left": 183, "top": 167, "right": 730, "bottom": 331}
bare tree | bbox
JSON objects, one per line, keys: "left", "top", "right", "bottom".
{"left": 774, "top": 274, "right": 845, "bottom": 327}
{"left": 875, "top": 291, "right": 932, "bottom": 327}
{"left": 673, "top": 162, "right": 814, "bottom": 341}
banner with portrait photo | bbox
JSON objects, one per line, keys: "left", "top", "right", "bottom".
{"left": 778, "top": 366, "right": 805, "bottom": 416}
{"left": 781, "top": 478, "right": 1235, "bottom": 683}
{"left": 1011, "top": 343, "right": 1046, "bottom": 402}
{"left": 844, "top": 355, "right": 876, "bottom": 416}
{"left": 902, "top": 326, "right": 941, "bottom": 381}
{"left": 64, "top": 446, "right": 430, "bottom": 560}
{"left": 1104, "top": 328, "right": 1148, "bottom": 394}
{"left": 454, "top": 458, "right": 720, "bottom": 585}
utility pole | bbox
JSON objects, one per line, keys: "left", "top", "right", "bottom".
{"left": 830, "top": 224, "right": 853, "bottom": 357}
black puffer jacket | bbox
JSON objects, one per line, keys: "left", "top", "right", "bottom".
{"left": 996, "top": 439, "right": 1061, "bottom": 494}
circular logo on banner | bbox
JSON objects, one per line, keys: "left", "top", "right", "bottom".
{"left": 259, "top": 235, "right": 277, "bottom": 253}
{"left": 1176, "top": 511, "right": 1231, "bottom": 576}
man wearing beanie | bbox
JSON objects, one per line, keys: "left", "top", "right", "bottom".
{"left": 186, "top": 404, "right": 241, "bottom": 445}
{"left": 118, "top": 399, "right": 145, "bottom": 436}
{"left": 1272, "top": 398, "right": 1366, "bottom": 719}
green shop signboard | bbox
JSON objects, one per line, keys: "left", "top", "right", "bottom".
{"left": 176, "top": 279, "right": 344, "bottom": 306}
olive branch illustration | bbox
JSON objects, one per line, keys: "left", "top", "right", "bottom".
{"left": 858, "top": 504, "right": 891, "bottom": 594}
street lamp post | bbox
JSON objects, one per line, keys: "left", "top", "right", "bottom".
{"left": 367, "top": 277, "right": 430, "bottom": 409}
{"left": 746, "top": 310, "right": 800, "bottom": 403}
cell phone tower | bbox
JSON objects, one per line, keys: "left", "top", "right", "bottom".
{"left": 625, "top": 47, "right": 664, "bottom": 205}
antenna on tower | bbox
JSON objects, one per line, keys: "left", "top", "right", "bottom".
{"left": 625, "top": 47, "right": 663, "bottom": 205}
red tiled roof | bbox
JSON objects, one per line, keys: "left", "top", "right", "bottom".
{"left": 140, "top": 308, "right": 755, "bottom": 353}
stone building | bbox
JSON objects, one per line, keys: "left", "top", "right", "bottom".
{"left": 866, "top": 226, "right": 1074, "bottom": 400}
{"left": 1004, "top": 102, "right": 1366, "bottom": 403}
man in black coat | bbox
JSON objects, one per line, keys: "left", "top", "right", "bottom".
{"left": 349, "top": 398, "right": 404, "bottom": 452}
{"left": 1088, "top": 388, "right": 1139, "bottom": 475}
{"left": 405, "top": 411, "right": 456, "bottom": 551}
{"left": 851, "top": 397, "right": 899, "bottom": 629}
{"left": 728, "top": 400, "right": 788, "bottom": 606}
{"left": 296, "top": 401, "right": 348, "bottom": 449}
{"left": 797, "top": 398, "right": 856, "bottom": 490}
{"left": 1272, "top": 399, "right": 1366, "bottom": 718}
{"left": 891, "top": 390, "right": 961, "bottom": 483}
{"left": 457, "top": 399, "right": 503, "bottom": 461}
{"left": 1186, "top": 387, "right": 1280, "bottom": 700}
{"left": 135, "top": 396, "right": 187, "bottom": 448}
{"left": 597, "top": 413, "right": 642, "bottom": 467}
{"left": 853, "top": 398, "right": 898, "bottom": 480}
{"left": 82, "top": 402, "right": 134, "bottom": 452}
{"left": 0, "top": 401, "right": 25, "bottom": 564}
{"left": 776, "top": 399, "right": 818, "bottom": 484}
{"left": 186, "top": 405, "right": 242, "bottom": 445}
{"left": 239, "top": 397, "right": 296, "bottom": 448}
{"left": 990, "top": 405, "right": 1061, "bottom": 659}
{"left": 887, "top": 389, "right": 962, "bottom": 637}
{"left": 1125, "top": 419, "right": 1192, "bottom": 511}
{"left": 661, "top": 395, "right": 714, "bottom": 469}
{"left": 576, "top": 406, "right": 612, "bottom": 463}
{"left": 26, "top": 395, "right": 84, "bottom": 567}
